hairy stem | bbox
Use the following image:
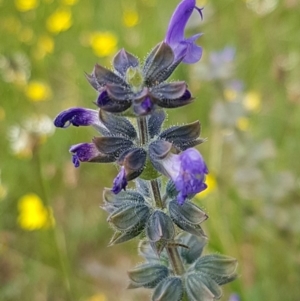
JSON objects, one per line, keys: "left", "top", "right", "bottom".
{"left": 137, "top": 115, "right": 185, "bottom": 276}
{"left": 137, "top": 116, "right": 149, "bottom": 146}
{"left": 150, "top": 179, "right": 164, "bottom": 209}
{"left": 166, "top": 244, "right": 185, "bottom": 275}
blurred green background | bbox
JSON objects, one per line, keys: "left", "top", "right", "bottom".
{"left": 0, "top": 0, "right": 300, "bottom": 300}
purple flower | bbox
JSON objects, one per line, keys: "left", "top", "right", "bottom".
{"left": 54, "top": 107, "right": 105, "bottom": 129}
{"left": 165, "top": 0, "right": 203, "bottom": 64}
{"left": 133, "top": 96, "right": 154, "bottom": 116}
{"left": 69, "top": 143, "right": 99, "bottom": 167}
{"left": 112, "top": 148, "right": 147, "bottom": 194}
{"left": 112, "top": 167, "right": 128, "bottom": 194}
{"left": 161, "top": 148, "right": 208, "bottom": 204}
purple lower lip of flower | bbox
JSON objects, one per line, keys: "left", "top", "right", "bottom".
{"left": 69, "top": 143, "right": 99, "bottom": 167}
{"left": 161, "top": 148, "right": 208, "bottom": 204}
{"left": 112, "top": 166, "right": 128, "bottom": 194}
{"left": 54, "top": 107, "right": 102, "bottom": 128}
{"left": 165, "top": 0, "right": 203, "bottom": 64}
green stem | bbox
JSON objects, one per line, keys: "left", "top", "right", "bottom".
{"left": 137, "top": 116, "right": 149, "bottom": 146}
{"left": 150, "top": 179, "right": 164, "bottom": 209}
{"left": 166, "top": 244, "right": 185, "bottom": 275}
{"left": 33, "top": 145, "right": 74, "bottom": 300}
{"left": 136, "top": 115, "right": 185, "bottom": 276}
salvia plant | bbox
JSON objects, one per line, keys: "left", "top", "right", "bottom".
{"left": 54, "top": 0, "right": 238, "bottom": 300}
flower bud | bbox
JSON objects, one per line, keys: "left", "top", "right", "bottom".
{"left": 169, "top": 200, "right": 208, "bottom": 236}
{"left": 108, "top": 203, "right": 150, "bottom": 232}
{"left": 146, "top": 210, "right": 175, "bottom": 243}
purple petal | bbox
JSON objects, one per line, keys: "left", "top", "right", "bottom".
{"left": 141, "top": 97, "right": 153, "bottom": 112}
{"left": 161, "top": 148, "right": 208, "bottom": 204}
{"left": 133, "top": 97, "right": 154, "bottom": 116}
{"left": 69, "top": 143, "right": 99, "bottom": 167}
{"left": 54, "top": 108, "right": 102, "bottom": 128}
{"left": 165, "top": 0, "right": 203, "bottom": 64}
{"left": 181, "top": 34, "right": 203, "bottom": 64}
{"left": 112, "top": 167, "right": 128, "bottom": 194}
{"left": 166, "top": 0, "right": 195, "bottom": 44}
{"left": 180, "top": 89, "right": 192, "bottom": 101}
{"left": 97, "top": 90, "right": 111, "bottom": 107}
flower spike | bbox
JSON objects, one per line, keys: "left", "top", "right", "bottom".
{"left": 53, "top": 2, "right": 239, "bottom": 300}
{"left": 112, "top": 167, "right": 128, "bottom": 194}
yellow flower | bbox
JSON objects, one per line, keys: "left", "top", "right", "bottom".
{"left": 25, "top": 81, "right": 52, "bottom": 102}
{"left": 15, "top": 0, "right": 39, "bottom": 12}
{"left": 236, "top": 117, "right": 250, "bottom": 131}
{"left": 85, "top": 293, "right": 107, "bottom": 301}
{"left": 243, "top": 91, "right": 261, "bottom": 112}
{"left": 89, "top": 32, "right": 118, "bottom": 57}
{"left": 123, "top": 10, "right": 139, "bottom": 27}
{"left": 46, "top": 8, "right": 72, "bottom": 34}
{"left": 17, "top": 193, "right": 55, "bottom": 230}
{"left": 197, "top": 173, "right": 217, "bottom": 199}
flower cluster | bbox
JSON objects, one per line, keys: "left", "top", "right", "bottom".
{"left": 54, "top": 0, "right": 207, "bottom": 203}
{"left": 54, "top": 0, "right": 238, "bottom": 300}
